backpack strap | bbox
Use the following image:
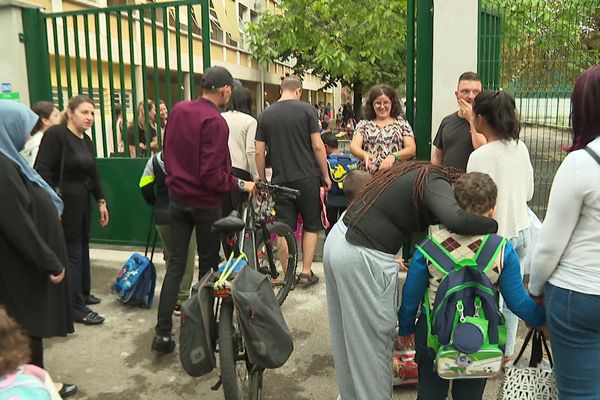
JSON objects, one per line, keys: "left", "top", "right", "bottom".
{"left": 585, "top": 146, "right": 600, "bottom": 165}
{"left": 473, "top": 234, "right": 506, "bottom": 272}
{"left": 415, "top": 238, "right": 457, "bottom": 276}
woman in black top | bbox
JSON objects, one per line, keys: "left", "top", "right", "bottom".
{"left": 323, "top": 161, "right": 498, "bottom": 399}
{"left": 0, "top": 100, "right": 76, "bottom": 396}
{"left": 36, "top": 95, "right": 109, "bottom": 326}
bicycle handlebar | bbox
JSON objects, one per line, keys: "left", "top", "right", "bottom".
{"left": 255, "top": 181, "right": 300, "bottom": 199}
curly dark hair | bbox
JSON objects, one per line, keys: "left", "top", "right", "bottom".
{"left": 362, "top": 84, "right": 402, "bottom": 120}
{"left": 0, "top": 306, "right": 31, "bottom": 376}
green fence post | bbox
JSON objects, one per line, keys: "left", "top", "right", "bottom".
{"left": 406, "top": 0, "right": 415, "bottom": 127}
{"left": 414, "top": 0, "right": 433, "bottom": 161}
{"left": 21, "top": 8, "right": 52, "bottom": 104}
{"left": 201, "top": 0, "right": 211, "bottom": 70}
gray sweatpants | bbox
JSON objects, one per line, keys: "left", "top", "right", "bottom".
{"left": 323, "top": 220, "right": 399, "bottom": 400}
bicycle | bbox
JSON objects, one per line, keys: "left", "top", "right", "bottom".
{"left": 211, "top": 181, "right": 300, "bottom": 400}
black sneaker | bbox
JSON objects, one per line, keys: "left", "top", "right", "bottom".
{"left": 84, "top": 294, "right": 102, "bottom": 305}
{"left": 151, "top": 334, "right": 175, "bottom": 355}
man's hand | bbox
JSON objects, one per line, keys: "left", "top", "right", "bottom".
{"left": 380, "top": 154, "right": 395, "bottom": 170}
{"left": 395, "top": 334, "right": 415, "bottom": 350}
{"left": 322, "top": 175, "right": 332, "bottom": 191}
{"left": 241, "top": 181, "right": 256, "bottom": 194}
{"left": 49, "top": 268, "right": 65, "bottom": 284}
{"left": 457, "top": 99, "right": 474, "bottom": 122}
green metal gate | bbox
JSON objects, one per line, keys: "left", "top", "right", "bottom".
{"left": 21, "top": 0, "right": 212, "bottom": 245}
{"left": 478, "top": 0, "right": 600, "bottom": 218}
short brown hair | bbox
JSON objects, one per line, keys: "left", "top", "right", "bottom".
{"left": 280, "top": 75, "right": 303, "bottom": 92}
{"left": 454, "top": 172, "right": 497, "bottom": 215}
{"left": 0, "top": 306, "right": 31, "bottom": 376}
{"left": 458, "top": 71, "right": 481, "bottom": 84}
{"left": 343, "top": 170, "right": 372, "bottom": 201}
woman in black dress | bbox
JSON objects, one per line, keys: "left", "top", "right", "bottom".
{"left": 36, "top": 95, "right": 109, "bottom": 325}
{"left": 0, "top": 100, "right": 76, "bottom": 396}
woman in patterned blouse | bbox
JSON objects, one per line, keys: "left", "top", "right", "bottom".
{"left": 350, "top": 84, "right": 416, "bottom": 173}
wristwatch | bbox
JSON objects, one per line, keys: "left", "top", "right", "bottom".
{"left": 237, "top": 179, "right": 245, "bottom": 190}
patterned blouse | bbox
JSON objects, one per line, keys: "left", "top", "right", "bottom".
{"left": 356, "top": 117, "right": 414, "bottom": 173}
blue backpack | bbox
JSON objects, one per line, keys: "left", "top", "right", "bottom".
{"left": 112, "top": 227, "right": 157, "bottom": 308}
{"left": 327, "top": 153, "right": 359, "bottom": 195}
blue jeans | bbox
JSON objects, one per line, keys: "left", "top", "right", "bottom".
{"left": 546, "top": 283, "right": 600, "bottom": 400}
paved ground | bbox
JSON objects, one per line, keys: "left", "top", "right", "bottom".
{"left": 45, "top": 246, "right": 508, "bottom": 400}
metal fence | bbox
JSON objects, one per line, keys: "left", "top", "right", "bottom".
{"left": 478, "top": 0, "right": 599, "bottom": 218}
{"left": 24, "top": 0, "right": 211, "bottom": 158}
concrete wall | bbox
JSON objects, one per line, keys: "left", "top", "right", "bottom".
{"left": 431, "top": 0, "right": 478, "bottom": 154}
{"left": 0, "top": 1, "right": 31, "bottom": 105}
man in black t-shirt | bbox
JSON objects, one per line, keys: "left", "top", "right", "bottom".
{"left": 431, "top": 72, "right": 487, "bottom": 171}
{"left": 256, "top": 75, "right": 331, "bottom": 287}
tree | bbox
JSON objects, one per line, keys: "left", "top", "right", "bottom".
{"left": 481, "top": 0, "right": 599, "bottom": 93}
{"left": 246, "top": 0, "right": 408, "bottom": 116}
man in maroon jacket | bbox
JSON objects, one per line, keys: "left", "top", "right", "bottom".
{"left": 152, "top": 66, "right": 255, "bottom": 354}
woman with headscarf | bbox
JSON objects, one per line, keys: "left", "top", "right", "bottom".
{"left": 0, "top": 100, "right": 76, "bottom": 398}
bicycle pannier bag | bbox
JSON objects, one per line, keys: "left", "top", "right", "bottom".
{"left": 231, "top": 266, "right": 293, "bottom": 369}
{"left": 179, "top": 271, "right": 217, "bottom": 377}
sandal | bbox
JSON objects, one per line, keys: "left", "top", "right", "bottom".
{"left": 297, "top": 271, "right": 319, "bottom": 287}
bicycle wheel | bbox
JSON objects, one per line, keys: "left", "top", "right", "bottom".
{"left": 255, "top": 221, "right": 298, "bottom": 305}
{"left": 219, "top": 298, "right": 262, "bottom": 400}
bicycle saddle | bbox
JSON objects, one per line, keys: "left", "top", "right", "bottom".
{"left": 211, "top": 211, "right": 245, "bottom": 234}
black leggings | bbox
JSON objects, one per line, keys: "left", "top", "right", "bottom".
{"left": 30, "top": 336, "right": 44, "bottom": 368}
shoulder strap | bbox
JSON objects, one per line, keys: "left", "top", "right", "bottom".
{"left": 474, "top": 234, "right": 505, "bottom": 272}
{"left": 416, "top": 238, "right": 457, "bottom": 276}
{"left": 584, "top": 146, "right": 600, "bottom": 165}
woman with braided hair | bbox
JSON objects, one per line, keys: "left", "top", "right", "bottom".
{"left": 323, "top": 160, "right": 498, "bottom": 400}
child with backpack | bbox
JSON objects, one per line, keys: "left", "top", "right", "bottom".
{"left": 397, "top": 172, "right": 545, "bottom": 400}
{"left": 0, "top": 306, "right": 61, "bottom": 399}
{"left": 321, "top": 133, "right": 359, "bottom": 234}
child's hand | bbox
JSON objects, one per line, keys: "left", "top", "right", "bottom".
{"left": 395, "top": 258, "right": 408, "bottom": 272}
{"left": 395, "top": 334, "right": 415, "bottom": 350}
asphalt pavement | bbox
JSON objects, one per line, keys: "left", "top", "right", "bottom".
{"left": 44, "top": 246, "right": 506, "bottom": 400}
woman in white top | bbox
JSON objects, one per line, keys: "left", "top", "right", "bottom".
{"left": 529, "top": 64, "right": 600, "bottom": 399}
{"left": 221, "top": 86, "right": 257, "bottom": 215}
{"left": 21, "top": 102, "right": 60, "bottom": 166}
{"left": 467, "top": 90, "right": 534, "bottom": 359}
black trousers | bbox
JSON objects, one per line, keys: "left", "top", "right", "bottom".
{"left": 155, "top": 200, "right": 221, "bottom": 336}
{"left": 415, "top": 317, "right": 487, "bottom": 400}
{"left": 221, "top": 168, "right": 250, "bottom": 256}
{"left": 66, "top": 240, "right": 92, "bottom": 321}
{"left": 30, "top": 336, "right": 44, "bottom": 368}
{"left": 325, "top": 205, "right": 345, "bottom": 236}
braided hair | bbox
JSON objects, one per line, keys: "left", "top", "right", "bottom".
{"left": 346, "top": 160, "right": 464, "bottom": 229}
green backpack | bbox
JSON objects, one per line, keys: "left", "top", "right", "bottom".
{"left": 416, "top": 233, "right": 507, "bottom": 379}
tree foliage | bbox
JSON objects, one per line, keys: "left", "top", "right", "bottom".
{"left": 246, "top": 0, "right": 408, "bottom": 105}
{"left": 482, "top": 0, "right": 599, "bottom": 93}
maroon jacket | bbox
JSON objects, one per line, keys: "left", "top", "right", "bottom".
{"left": 163, "top": 98, "right": 237, "bottom": 209}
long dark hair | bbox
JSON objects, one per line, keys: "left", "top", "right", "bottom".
{"left": 30, "top": 101, "right": 56, "bottom": 133}
{"left": 472, "top": 90, "right": 520, "bottom": 141}
{"left": 226, "top": 86, "right": 252, "bottom": 115}
{"left": 362, "top": 84, "right": 402, "bottom": 120}
{"left": 347, "top": 161, "right": 463, "bottom": 228}
{"left": 568, "top": 64, "right": 600, "bottom": 151}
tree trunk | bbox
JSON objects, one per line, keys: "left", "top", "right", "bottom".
{"left": 352, "top": 80, "right": 363, "bottom": 120}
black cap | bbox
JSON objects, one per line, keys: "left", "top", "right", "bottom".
{"left": 201, "top": 66, "right": 234, "bottom": 90}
